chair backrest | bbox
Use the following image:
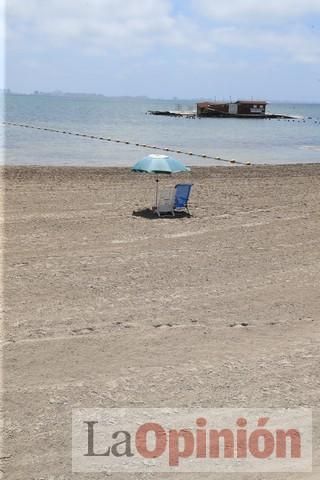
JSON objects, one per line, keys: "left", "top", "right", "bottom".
{"left": 157, "top": 187, "right": 175, "bottom": 213}
{"left": 174, "top": 183, "right": 192, "bottom": 208}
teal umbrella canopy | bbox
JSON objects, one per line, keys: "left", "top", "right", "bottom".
{"left": 132, "top": 154, "right": 190, "bottom": 174}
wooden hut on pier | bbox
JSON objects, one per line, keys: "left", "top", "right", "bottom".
{"left": 197, "top": 100, "right": 267, "bottom": 118}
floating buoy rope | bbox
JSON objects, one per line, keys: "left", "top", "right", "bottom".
{"left": 3, "top": 121, "right": 252, "bottom": 165}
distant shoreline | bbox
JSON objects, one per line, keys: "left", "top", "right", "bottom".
{"left": 3, "top": 92, "right": 320, "bottom": 105}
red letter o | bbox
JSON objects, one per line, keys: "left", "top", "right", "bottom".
{"left": 136, "top": 423, "right": 167, "bottom": 458}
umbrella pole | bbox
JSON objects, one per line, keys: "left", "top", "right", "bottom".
{"left": 155, "top": 176, "right": 159, "bottom": 209}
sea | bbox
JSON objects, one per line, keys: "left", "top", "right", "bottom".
{"left": 3, "top": 94, "right": 320, "bottom": 167}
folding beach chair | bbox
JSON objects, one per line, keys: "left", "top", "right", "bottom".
{"left": 174, "top": 183, "right": 193, "bottom": 215}
{"left": 155, "top": 187, "right": 175, "bottom": 217}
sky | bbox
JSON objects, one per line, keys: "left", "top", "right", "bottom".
{"left": 4, "top": 0, "right": 320, "bottom": 101}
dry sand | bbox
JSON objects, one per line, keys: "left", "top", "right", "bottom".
{"left": 2, "top": 164, "right": 320, "bottom": 479}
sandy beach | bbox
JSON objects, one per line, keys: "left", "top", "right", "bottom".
{"left": 2, "top": 164, "right": 320, "bottom": 479}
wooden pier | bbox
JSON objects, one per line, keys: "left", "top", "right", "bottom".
{"left": 147, "top": 110, "right": 196, "bottom": 119}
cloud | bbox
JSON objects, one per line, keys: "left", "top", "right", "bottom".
{"left": 7, "top": 0, "right": 203, "bottom": 55}
{"left": 190, "top": 0, "right": 320, "bottom": 64}
{"left": 6, "top": 0, "right": 320, "bottom": 75}
{"left": 193, "top": 0, "right": 320, "bottom": 21}
{"left": 205, "top": 26, "right": 320, "bottom": 64}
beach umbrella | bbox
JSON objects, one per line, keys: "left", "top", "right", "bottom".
{"left": 132, "top": 154, "right": 190, "bottom": 207}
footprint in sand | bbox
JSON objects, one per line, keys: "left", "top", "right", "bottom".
{"left": 229, "top": 322, "right": 249, "bottom": 328}
{"left": 71, "top": 327, "right": 95, "bottom": 335}
{"left": 153, "top": 323, "right": 174, "bottom": 328}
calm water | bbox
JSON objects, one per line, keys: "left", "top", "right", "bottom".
{"left": 3, "top": 94, "right": 320, "bottom": 166}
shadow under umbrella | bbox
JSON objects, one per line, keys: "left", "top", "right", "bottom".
{"left": 132, "top": 208, "right": 191, "bottom": 219}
